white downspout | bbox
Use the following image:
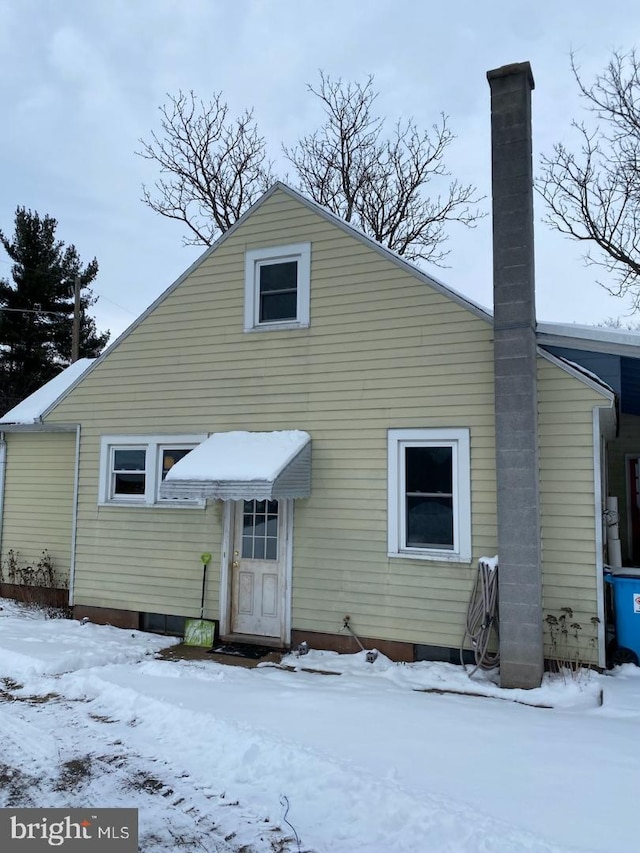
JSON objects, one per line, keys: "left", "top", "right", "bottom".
{"left": 0, "top": 432, "right": 6, "bottom": 569}
{"left": 68, "top": 425, "right": 81, "bottom": 608}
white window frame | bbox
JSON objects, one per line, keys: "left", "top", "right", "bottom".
{"left": 388, "top": 428, "right": 471, "bottom": 562}
{"left": 244, "top": 243, "right": 311, "bottom": 332}
{"left": 99, "top": 434, "right": 207, "bottom": 508}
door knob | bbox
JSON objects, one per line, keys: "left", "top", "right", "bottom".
{"left": 232, "top": 560, "right": 239, "bottom": 568}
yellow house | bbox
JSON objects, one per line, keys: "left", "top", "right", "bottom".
{"left": 0, "top": 180, "right": 619, "bottom": 672}
{"left": 2, "top": 62, "right": 636, "bottom": 688}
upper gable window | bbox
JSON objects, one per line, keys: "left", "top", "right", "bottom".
{"left": 244, "top": 243, "right": 311, "bottom": 332}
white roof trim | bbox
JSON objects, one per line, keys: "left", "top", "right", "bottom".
{"left": 39, "top": 183, "right": 493, "bottom": 420}
{"left": 160, "top": 430, "right": 312, "bottom": 500}
{"left": 537, "top": 321, "right": 640, "bottom": 358}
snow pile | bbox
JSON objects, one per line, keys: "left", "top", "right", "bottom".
{"left": 0, "top": 603, "right": 177, "bottom": 677}
{"left": 279, "top": 648, "right": 603, "bottom": 709}
{"left": 1, "top": 598, "right": 639, "bottom": 852}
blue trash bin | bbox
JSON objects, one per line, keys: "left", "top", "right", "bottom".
{"left": 605, "top": 572, "right": 640, "bottom": 665}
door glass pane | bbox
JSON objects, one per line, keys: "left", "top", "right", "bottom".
{"left": 242, "top": 535, "right": 253, "bottom": 558}
{"left": 241, "top": 500, "right": 279, "bottom": 561}
{"left": 266, "top": 538, "right": 277, "bottom": 560}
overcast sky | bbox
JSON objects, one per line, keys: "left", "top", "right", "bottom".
{"left": 2, "top": 0, "right": 640, "bottom": 342}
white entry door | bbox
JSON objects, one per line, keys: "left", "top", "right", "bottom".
{"left": 231, "top": 499, "right": 288, "bottom": 639}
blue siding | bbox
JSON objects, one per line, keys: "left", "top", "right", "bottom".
{"left": 621, "top": 357, "right": 640, "bottom": 416}
{"left": 545, "top": 347, "right": 640, "bottom": 415}
{"left": 545, "top": 347, "right": 621, "bottom": 394}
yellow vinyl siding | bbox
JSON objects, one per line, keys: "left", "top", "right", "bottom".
{"left": 39, "top": 188, "right": 607, "bottom": 655}
{"left": 44, "top": 190, "right": 497, "bottom": 645}
{"left": 1, "top": 432, "right": 75, "bottom": 586}
{"left": 537, "top": 358, "right": 607, "bottom": 663}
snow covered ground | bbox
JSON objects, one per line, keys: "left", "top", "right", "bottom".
{"left": 1, "top": 598, "right": 638, "bottom": 852}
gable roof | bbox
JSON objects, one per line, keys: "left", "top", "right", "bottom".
{"left": 38, "top": 182, "right": 493, "bottom": 420}
{"left": 0, "top": 359, "right": 94, "bottom": 425}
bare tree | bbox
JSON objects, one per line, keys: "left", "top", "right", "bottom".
{"left": 138, "top": 91, "right": 275, "bottom": 246}
{"left": 284, "top": 73, "right": 482, "bottom": 264}
{"left": 538, "top": 51, "right": 640, "bottom": 306}
{"left": 139, "top": 74, "right": 482, "bottom": 263}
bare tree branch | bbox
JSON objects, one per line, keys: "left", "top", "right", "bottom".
{"left": 284, "top": 72, "right": 483, "bottom": 264}
{"left": 137, "top": 91, "right": 275, "bottom": 246}
{"left": 138, "top": 74, "right": 483, "bottom": 264}
{"left": 538, "top": 50, "right": 640, "bottom": 307}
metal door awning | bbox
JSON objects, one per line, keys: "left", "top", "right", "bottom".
{"left": 160, "top": 430, "right": 311, "bottom": 500}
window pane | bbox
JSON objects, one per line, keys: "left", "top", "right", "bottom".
{"left": 259, "top": 261, "right": 297, "bottom": 292}
{"left": 407, "top": 496, "right": 454, "bottom": 548}
{"left": 266, "top": 538, "right": 277, "bottom": 560}
{"left": 114, "top": 449, "right": 146, "bottom": 471}
{"left": 161, "top": 447, "right": 191, "bottom": 480}
{"left": 260, "top": 291, "right": 297, "bottom": 322}
{"left": 114, "top": 473, "right": 145, "bottom": 495}
{"left": 241, "top": 500, "right": 279, "bottom": 561}
{"left": 406, "top": 446, "right": 452, "bottom": 493}
{"left": 266, "top": 515, "right": 278, "bottom": 536}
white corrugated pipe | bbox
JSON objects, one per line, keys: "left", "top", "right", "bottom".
{"left": 605, "top": 496, "right": 622, "bottom": 569}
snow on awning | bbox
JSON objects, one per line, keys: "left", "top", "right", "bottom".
{"left": 160, "top": 430, "right": 311, "bottom": 500}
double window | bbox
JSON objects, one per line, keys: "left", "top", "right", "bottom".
{"left": 244, "top": 243, "right": 311, "bottom": 331}
{"left": 388, "top": 428, "right": 471, "bottom": 562}
{"left": 99, "top": 435, "right": 206, "bottom": 506}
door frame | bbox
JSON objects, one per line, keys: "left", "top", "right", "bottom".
{"left": 625, "top": 453, "right": 640, "bottom": 565}
{"left": 218, "top": 498, "right": 294, "bottom": 646}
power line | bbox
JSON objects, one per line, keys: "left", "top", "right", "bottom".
{"left": 0, "top": 256, "right": 138, "bottom": 318}
{"left": 0, "top": 306, "right": 69, "bottom": 316}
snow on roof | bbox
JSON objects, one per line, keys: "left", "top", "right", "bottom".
{"left": 0, "top": 359, "right": 94, "bottom": 424}
{"left": 556, "top": 356, "right": 615, "bottom": 394}
{"left": 537, "top": 321, "right": 640, "bottom": 355}
{"left": 164, "top": 430, "right": 311, "bottom": 482}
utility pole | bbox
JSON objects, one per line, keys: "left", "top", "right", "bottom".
{"left": 71, "top": 275, "right": 81, "bottom": 363}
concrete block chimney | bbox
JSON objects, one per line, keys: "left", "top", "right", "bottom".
{"left": 487, "top": 62, "right": 543, "bottom": 689}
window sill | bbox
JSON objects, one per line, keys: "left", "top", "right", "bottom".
{"left": 244, "top": 321, "right": 309, "bottom": 333}
{"left": 387, "top": 550, "right": 473, "bottom": 565}
{"left": 98, "top": 500, "right": 205, "bottom": 510}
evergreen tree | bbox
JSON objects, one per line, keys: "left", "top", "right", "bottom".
{"left": 0, "top": 207, "right": 109, "bottom": 414}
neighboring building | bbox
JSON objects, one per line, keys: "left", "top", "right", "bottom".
{"left": 0, "top": 63, "right": 635, "bottom": 688}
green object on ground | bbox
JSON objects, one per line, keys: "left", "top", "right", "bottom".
{"left": 184, "top": 617, "right": 216, "bottom": 647}
{"left": 184, "top": 553, "right": 216, "bottom": 647}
